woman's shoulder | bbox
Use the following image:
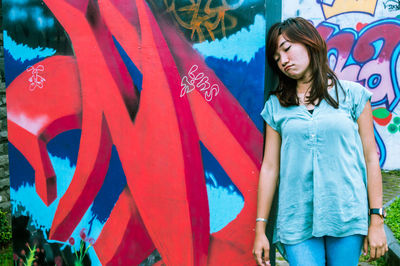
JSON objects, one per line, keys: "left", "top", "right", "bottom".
{"left": 261, "top": 94, "right": 281, "bottom": 132}
{"left": 336, "top": 79, "right": 372, "bottom": 99}
{"left": 263, "top": 93, "right": 279, "bottom": 107}
{"left": 337, "top": 79, "right": 367, "bottom": 92}
{"left": 267, "top": 93, "right": 279, "bottom": 102}
{"left": 337, "top": 80, "right": 373, "bottom": 118}
{"left": 261, "top": 94, "right": 280, "bottom": 116}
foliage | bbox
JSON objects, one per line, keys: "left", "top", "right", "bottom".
{"left": 0, "top": 209, "right": 12, "bottom": 248}
{"left": 381, "top": 170, "right": 400, "bottom": 178}
{"left": 386, "top": 196, "right": 400, "bottom": 243}
{"left": 0, "top": 244, "right": 13, "bottom": 266}
{"left": 69, "top": 228, "right": 95, "bottom": 266}
{"left": 24, "top": 244, "right": 37, "bottom": 266}
{"left": 359, "top": 253, "right": 387, "bottom": 266}
{"left": 13, "top": 243, "right": 38, "bottom": 266}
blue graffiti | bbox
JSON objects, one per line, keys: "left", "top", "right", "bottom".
{"left": 4, "top": 31, "right": 56, "bottom": 85}
{"left": 4, "top": 31, "right": 56, "bottom": 62}
{"left": 193, "top": 14, "right": 266, "bottom": 63}
{"left": 368, "top": 74, "right": 382, "bottom": 89}
{"left": 200, "top": 142, "right": 244, "bottom": 234}
{"left": 112, "top": 36, "right": 143, "bottom": 92}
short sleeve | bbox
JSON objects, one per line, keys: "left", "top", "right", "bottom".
{"left": 349, "top": 82, "right": 373, "bottom": 120}
{"left": 260, "top": 98, "right": 279, "bottom": 132}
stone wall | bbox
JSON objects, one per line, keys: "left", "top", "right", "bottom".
{"left": 0, "top": 12, "right": 11, "bottom": 211}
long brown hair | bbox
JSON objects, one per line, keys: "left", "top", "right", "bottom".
{"left": 266, "top": 17, "right": 343, "bottom": 108}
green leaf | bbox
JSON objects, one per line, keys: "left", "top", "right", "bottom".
{"left": 23, "top": 245, "right": 36, "bottom": 266}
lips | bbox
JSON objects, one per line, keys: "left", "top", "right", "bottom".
{"left": 284, "top": 65, "right": 294, "bottom": 72}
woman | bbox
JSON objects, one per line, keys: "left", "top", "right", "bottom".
{"left": 252, "top": 17, "right": 388, "bottom": 266}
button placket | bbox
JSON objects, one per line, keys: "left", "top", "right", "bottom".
{"left": 309, "top": 115, "right": 317, "bottom": 146}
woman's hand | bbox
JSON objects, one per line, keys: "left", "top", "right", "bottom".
{"left": 363, "top": 216, "right": 388, "bottom": 261}
{"left": 253, "top": 233, "right": 271, "bottom": 265}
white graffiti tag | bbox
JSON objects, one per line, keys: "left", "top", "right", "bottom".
{"left": 180, "top": 65, "right": 219, "bottom": 102}
{"left": 27, "top": 65, "right": 46, "bottom": 91}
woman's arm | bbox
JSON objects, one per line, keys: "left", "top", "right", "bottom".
{"left": 253, "top": 124, "right": 281, "bottom": 266}
{"left": 357, "top": 101, "right": 388, "bottom": 260}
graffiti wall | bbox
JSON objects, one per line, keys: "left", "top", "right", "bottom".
{"left": 283, "top": 0, "right": 400, "bottom": 169}
{"left": 4, "top": 0, "right": 266, "bottom": 265}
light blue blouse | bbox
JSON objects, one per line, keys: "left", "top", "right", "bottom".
{"left": 261, "top": 80, "right": 372, "bottom": 248}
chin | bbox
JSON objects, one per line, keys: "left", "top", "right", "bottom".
{"left": 285, "top": 73, "right": 300, "bottom": 80}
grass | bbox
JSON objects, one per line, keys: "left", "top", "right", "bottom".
{"left": 0, "top": 244, "right": 12, "bottom": 266}
{"left": 386, "top": 196, "right": 400, "bottom": 243}
{"left": 0, "top": 207, "right": 12, "bottom": 266}
{"left": 368, "top": 170, "right": 400, "bottom": 266}
{"left": 384, "top": 170, "right": 400, "bottom": 266}
{"left": 359, "top": 253, "right": 386, "bottom": 266}
{"left": 381, "top": 170, "right": 400, "bottom": 177}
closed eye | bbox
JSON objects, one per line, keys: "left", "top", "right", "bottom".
{"left": 284, "top": 46, "right": 291, "bottom": 52}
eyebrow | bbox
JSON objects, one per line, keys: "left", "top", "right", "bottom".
{"left": 279, "top": 40, "right": 288, "bottom": 48}
{"left": 274, "top": 40, "right": 289, "bottom": 58}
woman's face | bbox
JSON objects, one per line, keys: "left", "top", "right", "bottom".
{"left": 273, "top": 34, "right": 312, "bottom": 82}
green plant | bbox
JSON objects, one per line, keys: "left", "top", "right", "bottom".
{"left": 0, "top": 245, "right": 13, "bottom": 265}
{"left": 24, "top": 244, "right": 37, "bottom": 266}
{"left": 359, "top": 253, "right": 387, "bottom": 265}
{"left": 386, "top": 196, "right": 400, "bottom": 243}
{"left": 381, "top": 170, "right": 400, "bottom": 178}
{"left": 13, "top": 243, "right": 38, "bottom": 266}
{"left": 71, "top": 239, "right": 90, "bottom": 266}
{"left": 0, "top": 209, "right": 12, "bottom": 248}
{"left": 69, "top": 228, "right": 95, "bottom": 266}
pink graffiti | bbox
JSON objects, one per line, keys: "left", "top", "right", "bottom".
{"left": 317, "top": 19, "right": 400, "bottom": 111}
{"left": 181, "top": 64, "right": 220, "bottom": 101}
{"left": 27, "top": 65, "right": 46, "bottom": 91}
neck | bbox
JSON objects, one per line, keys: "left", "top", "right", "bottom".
{"left": 296, "top": 67, "right": 312, "bottom": 94}
{"left": 296, "top": 80, "right": 311, "bottom": 94}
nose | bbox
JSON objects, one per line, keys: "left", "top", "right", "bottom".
{"left": 280, "top": 54, "right": 289, "bottom": 66}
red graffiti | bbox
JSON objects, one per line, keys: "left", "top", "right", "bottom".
{"left": 7, "top": 0, "right": 262, "bottom": 265}
{"left": 355, "top": 22, "right": 368, "bottom": 31}
{"left": 372, "top": 107, "right": 393, "bottom": 126}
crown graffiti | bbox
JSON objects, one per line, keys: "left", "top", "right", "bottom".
{"left": 319, "top": 0, "right": 378, "bottom": 19}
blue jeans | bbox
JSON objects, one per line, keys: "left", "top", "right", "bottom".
{"left": 284, "top": 235, "right": 364, "bottom": 266}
